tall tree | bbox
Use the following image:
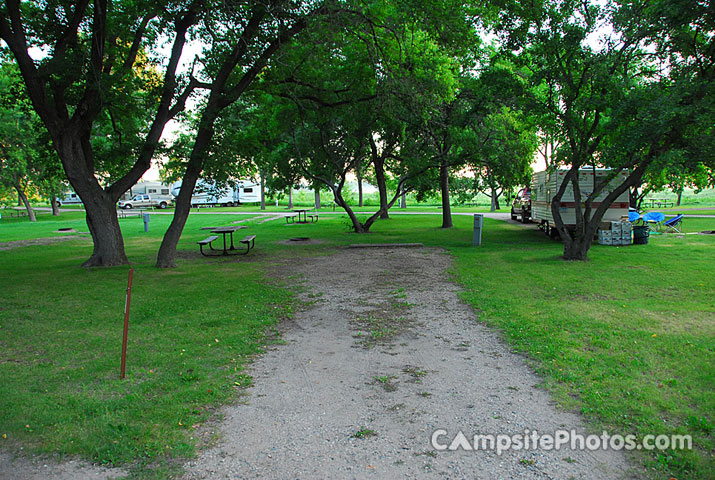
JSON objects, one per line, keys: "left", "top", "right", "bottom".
{"left": 1, "top": 0, "right": 200, "bottom": 265}
{"left": 500, "top": 0, "right": 715, "bottom": 260}
{"left": 0, "top": 57, "right": 43, "bottom": 220}
{"left": 155, "top": 2, "right": 364, "bottom": 267}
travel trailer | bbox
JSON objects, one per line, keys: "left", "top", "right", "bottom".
{"left": 530, "top": 168, "right": 629, "bottom": 236}
{"left": 120, "top": 182, "right": 173, "bottom": 201}
{"left": 170, "top": 179, "right": 261, "bottom": 207}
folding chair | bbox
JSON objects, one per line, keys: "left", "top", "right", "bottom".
{"left": 628, "top": 210, "right": 642, "bottom": 223}
{"left": 663, "top": 214, "right": 684, "bottom": 233}
{"left": 642, "top": 211, "right": 665, "bottom": 232}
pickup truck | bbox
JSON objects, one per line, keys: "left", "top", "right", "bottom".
{"left": 118, "top": 194, "right": 172, "bottom": 210}
{"left": 510, "top": 187, "right": 531, "bottom": 223}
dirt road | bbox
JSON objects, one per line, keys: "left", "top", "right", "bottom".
{"left": 181, "top": 247, "right": 636, "bottom": 479}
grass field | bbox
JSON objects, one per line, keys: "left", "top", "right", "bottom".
{"left": 1, "top": 210, "right": 713, "bottom": 478}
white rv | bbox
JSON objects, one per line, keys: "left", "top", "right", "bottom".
{"left": 531, "top": 168, "right": 629, "bottom": 236}
{"left": 170, "top": 179, "right": 261, "bottom": 207}
{"left": 56, "top": 191, "right": 83, "bottom": 207}
{"left": 235, "top": 180, "right": 261, "bottom": 203}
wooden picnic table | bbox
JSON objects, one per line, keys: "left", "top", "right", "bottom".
{"left": 210, "top": 225, "right": 247, "bottom": 255}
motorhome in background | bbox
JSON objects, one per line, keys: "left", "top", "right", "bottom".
{"left": 170, "top": 179, "right": 261, "bottom": 207}
{"left": 56, "top": 191, "right": 83, "bottom": 207}
{"left": 530, "top": 168, "right": 629, "bottom": 237}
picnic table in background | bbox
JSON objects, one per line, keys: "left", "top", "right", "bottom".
{"left": 646, "top": 198, "right": 675, "bottom": 209}
{"left": 285, "top": 209, "right": 318, "bottom": 224}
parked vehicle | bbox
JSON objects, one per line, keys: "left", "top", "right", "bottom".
{"left": 56, "top": 192, "right": 83, "bottom": 207}
{"left": 117, "top": 194, "right": 172, "bottom": 209}
{"left": 510, "top": 188, "right": 531, "bottom": 223}
{"left": 119, "top": 181, "right": 173, "bottom": 201}
{"left": 170, "top": 179, "right": 261, "bottom": 207}
{"left": 530, "top": 168, "right": 629, "bottom": 237}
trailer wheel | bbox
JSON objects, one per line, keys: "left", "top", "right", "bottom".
{"left": 521, "top": 207, "right": 529, "bottom": 223}
{"left": 124, "top": 204, "right": 132, "bottom": 209}
{"left": 158, "top": 202, "right": 167, "bottom": 209}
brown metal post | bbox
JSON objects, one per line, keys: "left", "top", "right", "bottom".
{"left": 120, "top": 269, "right": 134, "bottom": 379}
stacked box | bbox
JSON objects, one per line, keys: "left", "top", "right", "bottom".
{"left": 598, "top": 229, "right": 613, "bottom": 245}
{"left": 599, "top": 221, "right": 633, "bottom": 246}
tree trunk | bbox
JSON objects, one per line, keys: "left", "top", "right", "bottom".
{"left": 288, "top": 188, "right": 293, "bottom": 209}
{"left": 676, "top": 190, "right": 682, "bottom": 206}
{"left": 50, "top": 196, "right": 60, "bottom": 216}
{"left": 374, "top": 157, "right": 389, "bottom": 219}
{"left": 15, "top": 185, "right": 37, "bottom": 222}
{"left": 491, "top": 186, "right": 501, "bottom": 211}
{"left": 357, "top": 173, "right": 363, "bottom": 207}
{"left": 314, "top": 188, "right": 321, "bottom": 209}
{"left": 400, "top": 193, "right": 406, "bottom": 209}
{"left": 260, "top": 170, "right": 266, "bottom": 210}
{"left": 439, "top": 160, "right": 452, "bottom": 228}
{"left": 562, "top": 236, "right": 592, "bottom": 261}
{"left": 81, "top": 193, "right": 129, "bottom": 267}
{"left": 157, "top": 160, "right": 203, "bottom": 268}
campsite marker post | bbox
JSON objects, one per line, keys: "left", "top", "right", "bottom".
{"left": 120, "top": 269, "right": 134, "bottom": 379}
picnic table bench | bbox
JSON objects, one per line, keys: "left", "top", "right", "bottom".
{"left": 197, "top": 235, "right": 220, "bottom": 256}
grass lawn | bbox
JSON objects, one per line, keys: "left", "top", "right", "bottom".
{"left": 1, "top": 210, "right": 713, "bottom": 479}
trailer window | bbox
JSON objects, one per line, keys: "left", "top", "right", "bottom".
{"left": 243, "top": 188, "right": 253, "bottom": 193}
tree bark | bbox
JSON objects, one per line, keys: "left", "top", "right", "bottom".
{"left": 56, "top": 138, "right": 130, "bottom": 267}
{"left": 14, "top": 185, "right": 36, "bottom": 222}
{"left": 156, "top": 149, "right": 204, "bottom": 268}
{"left": 288, "top": 188, "right": 293, "bottom": 209}
{"left": 357, "top": 172, "right": 363, "bottom": 207}
{"left": 439, "top": 160, "right": 452, "bottom": 228}
{"left": 50, "top": 196, "right": 60, "bottom": 216}
{"left": 400, "top": 193, "right": 406, "bottom": 208}
{"left": 491, "top": 186, "right": 501, "bottom": 211}
{"left": 373, "top": 158, "right": 390, "bottom": 219}
{"left": 676, "top": 190, "right": 682, "bottom": 206}
{"left": 314, "top": 188, "right": 321, "bottom": 209}
{"left": 260, "top": 169, "right": 266, "bottom": 210}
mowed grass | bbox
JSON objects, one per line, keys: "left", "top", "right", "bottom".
{"left": 0, "top": 213, "right": 293, "bottom": 477}
{"left": 1, "top": 209, "right": 713, "bottom": 479}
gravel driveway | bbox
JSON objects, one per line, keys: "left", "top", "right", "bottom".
{"left": 181, "top": 247, "right": 637, "bottom": 479}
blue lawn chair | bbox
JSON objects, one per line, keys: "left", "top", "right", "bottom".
{"left": 628, "top": 210, "right": 641, "bottom": 223}
{"left": 642, "top": 211, "right": 666, "bottom": 232}
{"left": 663, "top": 214, "right": 684, "bottom": 233}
